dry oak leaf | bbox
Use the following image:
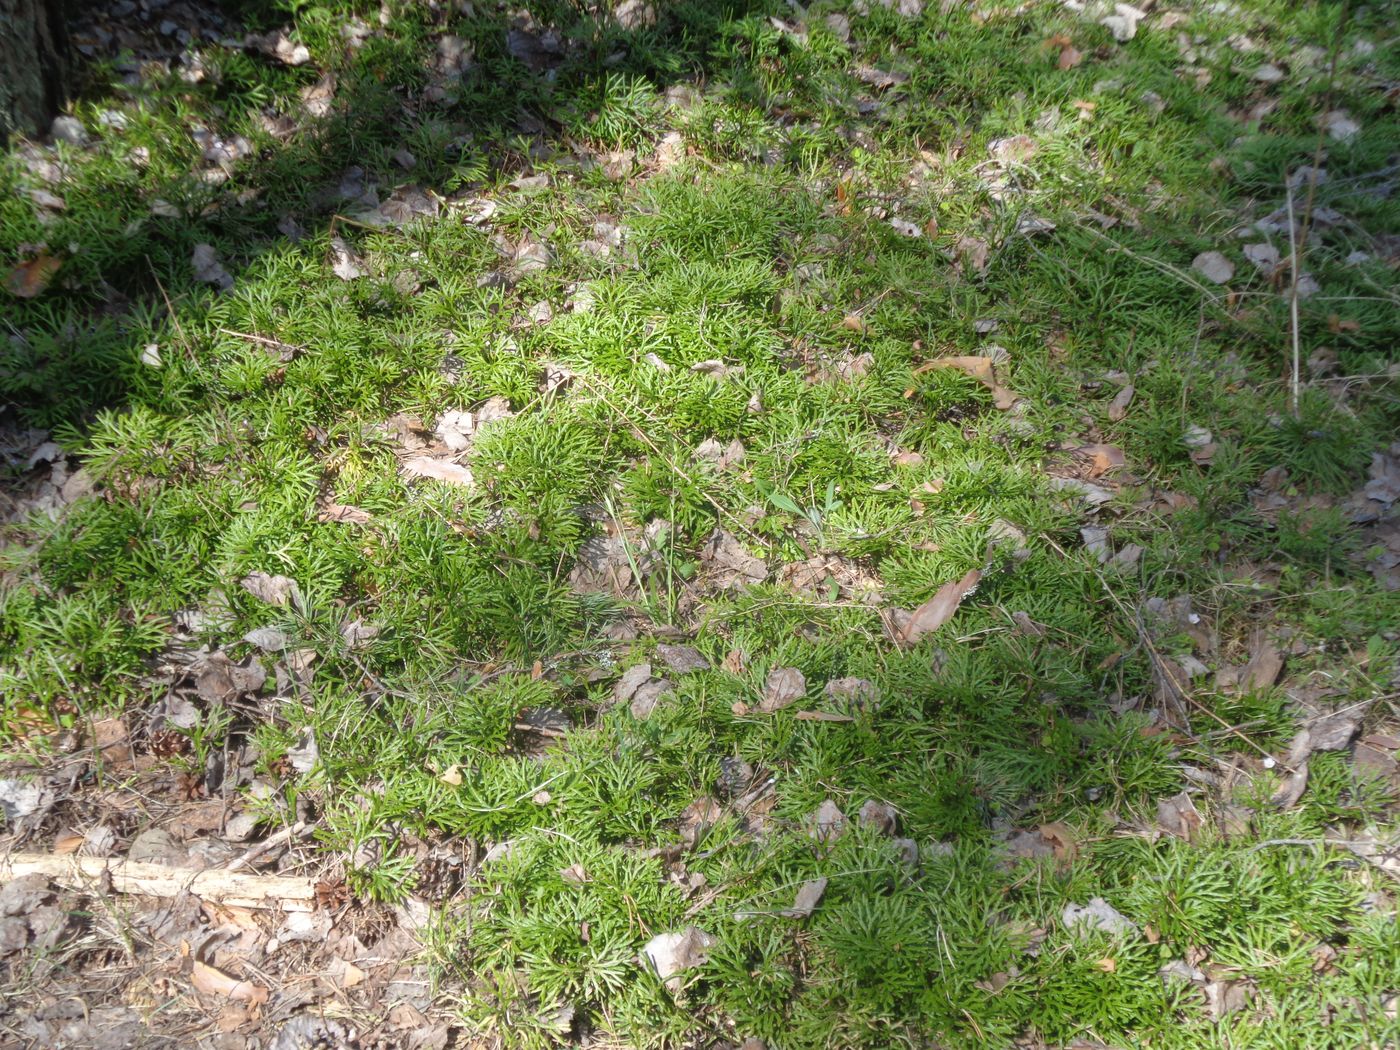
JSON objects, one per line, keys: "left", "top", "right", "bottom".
{"left": 759, "top": 667, "right": 807, "bottom": 713}
{"left": 190, "top": 960, "right": 269, "bottom": 1008}
{"left": 885, "top": 569, "right": 982, "bottom": 646}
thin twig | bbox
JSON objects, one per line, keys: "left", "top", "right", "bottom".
{"left": 1285, "top": 182, "right": 1303, "bottom": 417}
{"left": 223, "top": 820, "right": 311, "bottom": 872}
{"left": 1285, "top": 0, "right": 1353, "bottom": 416}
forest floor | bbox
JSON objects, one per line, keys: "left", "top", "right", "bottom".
{"left": 1, "top": 0, "right": 1399, "bottom": 1047}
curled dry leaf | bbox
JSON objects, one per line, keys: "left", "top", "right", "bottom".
{"left": 190, "top": 960, "right": 269, "bottom": 1007}
{"left": 919, "top": 355, "right": 1018, "bottom": 409}
{"left": 1156, "top": 790, "right": 1203, "bottom": 842}
{"left": 642, "top": 926, "right": 716, "bottom": 988}
{"left": 5, "top": 251, "right": 63, "bottom": 298}
{"left": 886, "top": 569, "right": 982, "bottom": 646}
{"left": 239, "top": 571, "right": 300, "bottom": 607}
{"left": 330, "top": 236, "right": 367, "bottom": 280}
{"left": 1107, "top": 383, "right": 1134, "bottom": 422}
{"left": 1076, "top": 443, "right": 1126, "bottom": 479}
{"left": 858, "top": 799, "right": 898, "bottom": 835}
{"left": 759, "top": 667, "right": 806, "bottom": 713}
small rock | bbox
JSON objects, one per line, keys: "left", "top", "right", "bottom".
{"left": 50, "top": 115, "right": 88, "bottom": 146}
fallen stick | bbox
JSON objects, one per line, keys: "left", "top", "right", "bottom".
{"left": 0, "top": 853, "right": 317, "bottom": 910}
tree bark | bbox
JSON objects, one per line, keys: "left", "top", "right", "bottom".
{"left": 0, "top": 0, "right": 68, "bottom": 141}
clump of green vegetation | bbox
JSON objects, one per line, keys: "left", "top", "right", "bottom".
{"left": 2, "top": 0, "right": 1398, "bottom": 1046}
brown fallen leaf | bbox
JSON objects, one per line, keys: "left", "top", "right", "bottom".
{"left": 401, "top": 456, "right": 474, "bottom": 487}
{"left": 956, "top": 234, "right": 990, "bottom": 275}
{"left": 5, "top": 251, "right": 63, "bottom": 298}
{"left": 918, "top": 356, "right": 1018, "bottom": 409}
{"left": 759, "top": 667, "right": 807, "bottom": 713}
{"left": 190, "top": 960, "right": 269, "bottom": 1007}
{"left": 1107, "top": 383, "right": 1134, "bottom": 422}
{"left": 885, "top": 569, "right": 982, "bottom": 646}
{"left": 318, "top": 501, "right": 373, "bottom": 524}
{"left": 1059, "top": 44, "right": 1084, "bottom": 69}
{"left": 780, "top": 877, "right": 828, "bottom": 919}
{"left": 1076, "top": 443, "right": 1126, "bottom": 478}
{"left": 1038, "top": 821, "right": 1078, "bottom": 860}
{"left": 1156, "top": 791, "right": 1203, "bottom": 842}
{"left": 806, "top": 799, "right": 846, "bottom": 844}
{"left": 1239, "top": 638, "right": 1283, "bottom": 693}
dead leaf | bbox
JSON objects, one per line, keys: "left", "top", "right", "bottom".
{"left": 560, "top": 863, "right": 589, "bottom": 884}
{"left": 956, "top": 234, "right": 990, "bottom": 275}
{"left": 885, "top": 569, "right": 981, "bottom": 646}
{"left": 1319, "top": 109, "right": 1360, "bottom": 142}
{"left": 1204, "top": 979, "right": 1252, "bottom": 1020}
{"left": 1077, "top": 443, "right": 1126, "bottom": 479}
{"left": 613, "top": 663, "right": 654, "bottom": 705}
{"left": 1107, "top": 384, "right": 1134, "bottom": 422}
{"left": 806, "top": 799, "right": 846, "bottom": 844}
{"left": 701, "top": 530, "right": 767, "bottom": 589}
{"left": 191, "top": 243, "right": 233, "bottom": 289}
{"left": 1239, "top": 639, "right": 1283, "bottom": 692}
{"left": 780, "top": 877, "right": 827, "bottom": 919}
{"left": 858, "top": 800, "right": 898, "bottom": 835}
{"left": 4, "top": 251, "right": 62, "bottom": 298}
{"left": 1192, "top": 250, "right": 1234, "bottom": 285}
{"left": 330, "top": 236, "right": 367, "bottom": 280}
{"left": 190, "top": 960, "right": 269, "bottom": 1007}
{"left": 919, "top": 355, "right": 1017, "bottom": 408}
{"left": 642, "top": 927, "right": 715, "bottom": 988}
{"left": 239, "top": 571, "right": 300, "bottom": 607}
{"left": 1095, "top": 957, "right": 1117, "bottom": 973}
{"left": 1100, "top": 3, "right": 1145, "bottom": 42}
{"left": 989, "top": 135, "right": 1037, "bottom": 164}
{"left": 1058, "top": 44, "right": 1083, "bottom": 69}
{"left": 759, "top": 667, "right": 807, "bottom": 712}
{"left": 1183, "top": 425, "right": 1216, "bottom": 465}
{"left": 401, "top": 457, "right": 474, "bottom": 487}
{"left": 319, "top": 502, "right": 372, "bottom": 524}
{"left": 1038, "top": 821, "right": 1078, "bottom": 860}
{"left": 629, "top": 678, "right": 674, "bottom": 720}
{"left": 1062, "top": 897, "right": 1138, "bottom": 937}
{"left": 656, "top": 644, "right": 710, "bottom": 674}
{"left": 1156, "top": 791, "right": 1203, "bottom": 841}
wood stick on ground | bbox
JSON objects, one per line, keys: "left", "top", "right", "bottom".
{"left": 0, "top": 853, "right": 317, "bottom": 910}
{"left": 223, "top": 820, "right": 312, "bottom": 873}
